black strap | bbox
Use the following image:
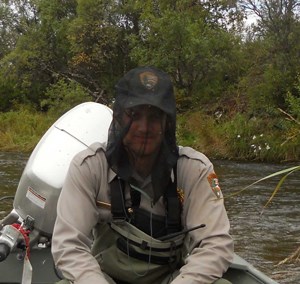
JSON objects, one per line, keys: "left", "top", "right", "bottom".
{"left": 110, "top": 177, "right": 140, "bottom": 220}
{"left": 130, "top": 185, "right": 141, "bottom": 208}
{"left": 110, "top": 166, "right": 182, "bottom": 234}
{"left": 164, "top": 168, "right": 182, "bottom": 234}
{"left": 110, "top": 177, "right": 128, "bottom": 219}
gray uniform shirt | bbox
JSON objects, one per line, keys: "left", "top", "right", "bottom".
{"left": 52, "top": 143, "right": 234, "bottom": 284}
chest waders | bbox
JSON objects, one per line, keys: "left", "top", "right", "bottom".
{"left": 91, "top": 170, "right": 186, "bottom": 284}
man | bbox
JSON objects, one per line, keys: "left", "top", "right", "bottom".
{"left": 52, "top": 66, "right": 234, "bottom": 284}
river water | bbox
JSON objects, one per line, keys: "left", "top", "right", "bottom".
{"left": 0, "top": 152, "right": 299, "bottom": 283}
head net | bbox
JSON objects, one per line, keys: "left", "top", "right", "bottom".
{"left": 105, "top": 66, "right": 179, "bottom": 203}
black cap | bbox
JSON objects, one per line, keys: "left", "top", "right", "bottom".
{"left": 115, "top": 66, "right": 176, "bottom": 116}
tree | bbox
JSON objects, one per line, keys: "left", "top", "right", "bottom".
{"left": 0, "top": 0, "right": 77, "bottom": 110}
{"left": 65, "top": 0, "right": 134, "bottom": 104}
{"left": 0, "top": 0, "right": 251, "bottom": 112}
{"left": 0, "top": 0, "right": 38, "bottom": 58}
{"left": 127, "top": 0, "right": 244, "bottom": 110}
{"left": 239, "top": 0, "right": 300, "bottom": 110}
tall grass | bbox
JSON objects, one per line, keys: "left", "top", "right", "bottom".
{"left": 0, "top": 105, "right": 56, "bottom": 152}
{"left": 177, "top": 110, "right": 299, "bottom": 162}
{"left": 0, "top": 105, "right": 299, "bottom": 162}
{"left": 177, "top": 111, "right": 228, "bottom": 159}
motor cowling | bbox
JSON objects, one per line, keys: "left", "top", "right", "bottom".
{"left": 12, "top": 102, "right": 112, "bottom": 236}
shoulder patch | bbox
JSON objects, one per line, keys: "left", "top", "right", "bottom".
{"left": 207, "top": 172, "right": 222, "bottom": 199}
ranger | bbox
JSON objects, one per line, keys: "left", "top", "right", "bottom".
{"left": 52, "top": 66, "right": 234, "bottom": 284}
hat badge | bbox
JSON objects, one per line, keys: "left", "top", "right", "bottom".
{"left": 139, "top": 71, "right": 158, "bottom": 90}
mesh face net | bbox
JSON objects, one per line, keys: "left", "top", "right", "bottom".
{"left": 105, "top": 67, "right": 179, "bottom": 203}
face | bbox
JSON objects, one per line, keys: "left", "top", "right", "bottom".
{"left": 122, "top": 105, "right": 167, "bottom": 158}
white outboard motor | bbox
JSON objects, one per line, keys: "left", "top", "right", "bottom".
{"left": 0, "top": 102, "right": 112, "bottom": 260}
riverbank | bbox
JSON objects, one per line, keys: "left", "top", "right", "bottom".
{"left": 0, "top": 105, "right": 299, "bottom": 162}
{"left": 177, "top": 110, "right": 300, "bottom": 163}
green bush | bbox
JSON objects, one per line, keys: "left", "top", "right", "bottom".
{"left": 41, "top": 79, "right": 90, "bottom": 117}
{"left": 177, "top": 111, "right": 228, "bottom": 159}
{"left": 286, "top": 75, "right": 300, "bottom": 119}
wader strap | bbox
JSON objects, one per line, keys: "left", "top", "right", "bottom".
{"left": 130, "top": 185, "right": 141, "bottom": 208}
{"left": 110, "top": 222, "right": 185, "bottom": 265}
{"left": 165, "top": 167, "right": 182, "bottom": 234}
{"left": 110, "top": 166, "right": 182, "bottom": 234}
{"left": 110, "top": 178, "right": 127, "bottom": 219}
{"left": 116, "top": 237, "right": 178, "bottom": 265}
{"left": 110, "top": 177, "right": 140, "bottom": 220}
{"left": 110, "top": 222, "right": 184, "bottom": 249}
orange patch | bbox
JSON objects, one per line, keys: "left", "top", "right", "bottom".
{"left": 207, "top": 172, "right": 222, "bottom": 198}
{"left": 139, "top": 71, "right": 158, "bottom": 90}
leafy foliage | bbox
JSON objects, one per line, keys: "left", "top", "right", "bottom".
{"left": 286, "top": 75, "right": 300, "bottom": 119}
{"left": 128, "top": 1, "right": 243, "bottom": 109}
{"left": 41, "top": 79, "right": 90, "bottom": 117}
{"left": 241, "top": 0, "right": 300, "bottom": 112}
{"left": 0, "top": 0, "right": 299, "bottom": 161}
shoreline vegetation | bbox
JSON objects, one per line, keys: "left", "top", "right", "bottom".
{"left": 1, "top": 1, "right": 299, "bottom": 163}
{"left": 0, "top": 102, "right": 299, "bottom": 163}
